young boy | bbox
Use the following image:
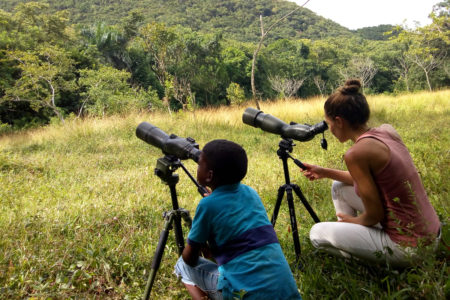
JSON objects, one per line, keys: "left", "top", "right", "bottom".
{"left": 175, "top": 139, "right": 301, "bottom": 300}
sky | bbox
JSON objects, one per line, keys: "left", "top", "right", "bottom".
{"left": 289, "top": 0, "right": 441, "bottom": 30}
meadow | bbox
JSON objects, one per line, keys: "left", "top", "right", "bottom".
{"left": 0, "top": 90, "right": 449, "bottom": 299}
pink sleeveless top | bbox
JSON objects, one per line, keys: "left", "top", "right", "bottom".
{"left": 355, "top": 126, "right": 440, "bottom": 246}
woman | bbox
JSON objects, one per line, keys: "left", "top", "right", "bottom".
{"left": 302, "top": 79, "right": 440, "bottom": 267}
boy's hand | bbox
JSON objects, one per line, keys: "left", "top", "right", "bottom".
{"left": 199, "top": 186, "right": 211, "bottom": 197}
{"left": 201, "top": 244, "right": 212, "bottom": 259}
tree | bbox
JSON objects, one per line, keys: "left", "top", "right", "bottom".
{"left": 80, "top": 22, "right": 131, "bottom": 70}
{"left": 313, "top": 76, "right": 327, "bottom": 97}
{"left": 138, "top": 22, "right": 178, "bottom": 94}
{"left": 250, "top": 0, "right": 311, "bottom": 108}
{"left": 409, "top": 11, "right": 449, "bottom": 90}
{"left": 390, "top": 8, "right": 449, "bottom": 91}
{"left": 0, "top": 2, "right": 82, "bottom": 125}
{"left": 308, "top": 38, "right": 350, "bottom": 96}
{"left": 395, "top": 52, "right": 413, "bottom": 92}
{"left": 339, "top": 56, "right": 377, "bottom": 91}
{"left": 3, "top": 45, "right": 75, "bottom": 122}
{"left": 268, "top": 75, "right": 305, "bottom": 98}
{"left": 221, "top": 44, "right": 252, "bottom": 91}
{"left": 78, "top": 65, "right": 159, "bottom": 117}
{"left": 226, "top": 82, "right": 246, "bottom": 105}
{"left": 406, "top": 40, "right": 445, "bottom": 91}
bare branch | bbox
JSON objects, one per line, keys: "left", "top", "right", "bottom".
{"left": 251, "top": 0, "right": 310, "bottom": 107}
{"left": 339, "top": 57, "right": 377, "bottom": 91}
{"left": 268, "top": 75, "right": 305, "bottom": 98}
{"left": 313, "top": 76, "right": 327, "bottom": 97}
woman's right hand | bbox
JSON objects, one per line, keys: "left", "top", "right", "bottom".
{"left": 301, "top": 162, "right": 325, "bottom": 181}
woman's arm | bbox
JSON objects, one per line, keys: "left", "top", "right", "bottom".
{"left": 301, "top": 162, "right": 354, "bottom": 185}
{"left": 340, "top": 142, "right": 385, "bottom": 226}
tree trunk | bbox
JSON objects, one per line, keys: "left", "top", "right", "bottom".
{"left": 251, "top": 39, "right": 262, "bottom": 110}
{"left": 404, "top": 74, "right": 410, "bottom": 92}
{"left": 46, "top": 78, "right": 65, "bottom": 123}
{"left": 424, "top": 69, "right": 432, "bottom": 91}
{"left": 250, "top": 1, "right": 309, "bottom": 109}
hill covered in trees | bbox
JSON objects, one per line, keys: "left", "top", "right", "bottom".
{"left": 2, "top": 0, "right": 355, "bottom": 42}
{"left": 0, "top": 1, "right": 448, "bottom": 130}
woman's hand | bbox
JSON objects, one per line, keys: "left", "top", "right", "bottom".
{"left": 336, "top": 213, "right": 357, "bottom": 223}
{"left": 301, "top": 162, "right": 325, "bottom": 181}
{"left": 301, "top": 163, "right": 354, "bottom": 185}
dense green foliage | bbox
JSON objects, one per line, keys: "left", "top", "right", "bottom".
{"left": 354, "top": 25, "right": 399, "bottom": 41}
{"left": 0, "top": 91, "right": 448, "bottom": 298}
{"left": 0, "top": 0, "right": 449, "bottom": 130}
{"left": 1, "top": 0, "right": 352, "bottom": 42}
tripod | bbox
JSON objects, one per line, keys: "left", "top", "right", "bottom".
{"left": 143, "top": 155, "right": 207, "bottom": 300}
{"left": 271, "top": 138, "right": 321, "bottom": 264}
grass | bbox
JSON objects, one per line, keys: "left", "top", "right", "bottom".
{"left": 0, "top": 90, "right": 449, "bottom": 299}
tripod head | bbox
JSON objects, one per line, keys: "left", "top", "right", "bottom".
{"left": 154, "top": 154, "right": 209, "bottom": 196}
{"left": 276, "top": 138, "right": 319, "bottom": 171}
{"left": 277, "top": 138, "right": 295, "bottom": 157}
{"left": 154, "top": 155, "right": 181, "bottom": 185}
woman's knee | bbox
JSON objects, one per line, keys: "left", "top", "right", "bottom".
{"left": 310, "top": 222, "right": 355, "bottom": 248}
{"left": 310, "top": 222, "right": 334, "bottom": 248}
{"left": 331, "top": 180, "right": 347, "bottom": 198}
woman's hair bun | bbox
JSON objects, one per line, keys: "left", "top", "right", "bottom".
{"left": 341, "top": 79, "right": 361, "bottom": 94}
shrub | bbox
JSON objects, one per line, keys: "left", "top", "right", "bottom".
{"left": 226, "top": 82, "right": 246, "bottom": 105}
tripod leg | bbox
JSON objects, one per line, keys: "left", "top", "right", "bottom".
{"left": 292, "top": 185, "right": 320, "bottom": 223}
{"left": 173, "top": 215, "right": 185, "bottom": 255}
{"left": 169, "top": 184, "right": 186, "bottom": 255}
{"left": 285, "top": 186, "right": 301, "bottom": 262}
{"left": 271, "top": 186, "right": 286, "bottom": 227}
{"left": 143, "top": 214, "right": 174, "bottom": 300}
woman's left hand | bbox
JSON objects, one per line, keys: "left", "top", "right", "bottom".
{"left": 336, "top": 213, "right": 356, "bottom": 223}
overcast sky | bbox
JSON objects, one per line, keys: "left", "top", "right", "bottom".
{"left": 289, "top": 0, "right": 441, "bottom": 30}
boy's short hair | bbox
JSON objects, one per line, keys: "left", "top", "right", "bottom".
{"left": 202, "top": 139, "right": 247, "bottom": 185}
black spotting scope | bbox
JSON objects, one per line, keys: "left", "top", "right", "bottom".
{"left": 136, "top": 122, "right": 201, "bottom": 162}
{"left": 242, "top": 107, "right": 328, "bottom": 142}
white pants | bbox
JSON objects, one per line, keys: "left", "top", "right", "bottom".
{"left": 310, "top": 181, "right": 417, "bottom": 267}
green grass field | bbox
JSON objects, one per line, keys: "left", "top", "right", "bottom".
{"left": 1, "top": 90, "right": 449, "bottom": 299}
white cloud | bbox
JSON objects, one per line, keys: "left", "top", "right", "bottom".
{"left": 289, "top": 0, "right": 440, "bottom": 29}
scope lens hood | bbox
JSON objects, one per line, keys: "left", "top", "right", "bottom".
{"left": 242, "top": 107, "right": 263, "bottom": 127}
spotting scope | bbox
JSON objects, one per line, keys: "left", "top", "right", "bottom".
{"left": 242, "top": 108, "right": 328, "bottom": 142}
{"left": 136, "top": 122, "right": 201, "bottom": 162}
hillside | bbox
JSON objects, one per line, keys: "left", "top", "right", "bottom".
{"left": 1, "top": 0, "right": 353, "bottom": 42}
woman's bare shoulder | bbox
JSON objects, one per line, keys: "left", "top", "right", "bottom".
{"left": 379, "top": 124, "right": 402, "bottom": 141}
{"left": 346, "top": 136, "right": 390, "bottom": 173}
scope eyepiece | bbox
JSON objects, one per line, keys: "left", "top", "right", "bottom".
{"left": 136, "top": 122, "right": 201, "bottom": 162}
{"left": 242, "top": 108, "right": 328, "bottom": 142}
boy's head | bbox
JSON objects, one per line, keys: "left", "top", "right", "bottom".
{"left": 197, "top": 139, "right": 247, "bottom": 189}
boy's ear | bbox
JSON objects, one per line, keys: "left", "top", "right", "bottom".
{"left": 205, "top": 170, "right": 214, "bottom": 184}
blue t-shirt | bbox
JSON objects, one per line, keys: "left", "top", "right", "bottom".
{"left": 188, "top": 183, "right": 301, "bottom": 300}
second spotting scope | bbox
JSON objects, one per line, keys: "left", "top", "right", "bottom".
{"left": 242, "top": 107, "right": 328, "bottom": 142}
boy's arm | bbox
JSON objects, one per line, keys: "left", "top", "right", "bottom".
{"left": 182, "top": 243, "right": 201, "bottom": 266}
{"left": 183, "top": 200, "right": 212, "bottom": 266}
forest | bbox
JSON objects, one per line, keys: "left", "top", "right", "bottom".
{"left": 0, "top": 0, "right": 449, "bottom": 130}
